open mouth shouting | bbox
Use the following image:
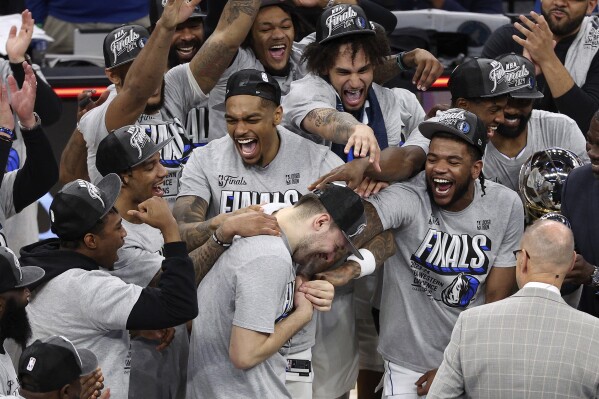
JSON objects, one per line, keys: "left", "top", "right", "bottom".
{"left": 432, "top": 177, "right": 454, "bottom": 198}
{"left": 341, "top": 84, "right": 366, "bottom": 110}
{"left": 268, "top": 44, "right": 287, "bottom": 61}
{"left": 235, "top": 136, "right": 260, "bottom": 162}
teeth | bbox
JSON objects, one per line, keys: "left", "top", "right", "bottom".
{"left": 489, "top": 126, "right": 497, "bottom": 131}
{"left": 433, "top": 178, "right": 451, "bottom": 183}
{"left": 237, "top": 138, "right": 255, "bottom": 144}
{"left": 270, "top": 45, "right": 285, "bottom": 49}
{"left": 346, "top": 89, "right": 360, "bottom": 94}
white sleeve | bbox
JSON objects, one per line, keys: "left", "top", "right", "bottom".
{"left": 281, "top": 75, "right": 337, "bottom": 133}
{"left": 404, "top": 127, "right": 430, "bottom": 154}
{"left": 366, "top": 181, "right": 420, "bottom": 230}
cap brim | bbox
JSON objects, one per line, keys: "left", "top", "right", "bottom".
{"left": 319, "top": 29, "right": 375, "bottom": 45}
{"left": 509, "top": 90, "right": 544, "bottom": 99}
{"left": 14, "top": 266, "right": 45, "bottom": 288}
{"left": 342, "top": 231, "right": 363, "bottom": 260}
{"left": 479, "top": 84, "right": 521, "bottom": 98}
{"left": 77, "top": 348, "right": 99, "bottom": 376}
{"left": 418, "top": 121, "right": 476, "bottom": 146}
{"left": 96, "top": 173, "right": 122, "bottom": 219}
{"left": 130, "top": 135, "right": 175, "bottom": 170}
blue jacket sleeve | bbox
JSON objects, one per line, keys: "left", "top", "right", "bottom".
{"left": 25, "top": 0, "right": 49, "bottom": 24}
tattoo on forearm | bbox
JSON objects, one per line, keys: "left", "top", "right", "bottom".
{"left": 173, "top": 196, "right": 213, "bottom": 252}
{"left": 225, "top": 0, "right": 259, "bottom": 25}
{"left": 363, "top": 231, "right": 396, "bottom": 267}
{"left": 192, "top": 41, "right": 237, "bottom": 91}
{"left": 304, "top": 109, "right": 359, "bottom": 143}
{"left": 189, "top": 239, "right": 226, "bottom": 287}
{"left": 353, "top": 201, "right": 384, "bottom": 247}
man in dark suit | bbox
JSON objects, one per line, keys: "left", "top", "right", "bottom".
{"left": 429, "top": 219, "right": 599, "bottom": 399}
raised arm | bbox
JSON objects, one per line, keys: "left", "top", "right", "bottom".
{"left": 189, "top": 0, "right": 260, "bottom": 94}
{"left": 105, "top": 0, "right": 202, "bottom": 132}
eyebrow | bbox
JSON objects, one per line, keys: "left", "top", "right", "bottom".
{"left": 225, "top": 113, "right": 262, "bottom": 120}
{"left": 257, "top": 17, "right": 292, "bottom": 26}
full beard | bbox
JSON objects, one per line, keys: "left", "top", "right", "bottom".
{"left": 0, "top": 298, "right": 32, "bottom": 349}
{"left": 542, "top": 8, "right": 586, "bottom": 37}
{"left": 496, "top": 110, "right": 532, "bottom": 138}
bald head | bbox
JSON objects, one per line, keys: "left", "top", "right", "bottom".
{"left": 517, "top": 219, "right": 576, "bottom": 287}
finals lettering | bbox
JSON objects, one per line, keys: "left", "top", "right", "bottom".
{"left": 411, "top": 229, "right": 491, "bottom": 275}
{"left": 326, "top": 6, "right": 358, "bottom": 37}
{"left": 110, "top": 28, "right": 143, "bottom": 65}
{"left": 219, "top": 189, "right": 301, "bottom": 213}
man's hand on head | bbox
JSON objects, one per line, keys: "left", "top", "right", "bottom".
{"left": 217, "top": 208, "right": 281, "bottom": 243}
{"left": 309, "top": 158, "right": 371, "bottom": 191}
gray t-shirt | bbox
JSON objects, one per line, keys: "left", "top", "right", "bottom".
{"left": 187, "top": 235, "right": 296, "bottom": 399}
{"left": 483, "top": 110, "right": 590, "bottom": 191}
{"left": 367, "top": 172, "right": 524, "bottom": 372}
{"left": 178, "top": 126, "right": 344, "bottom": 219}
{"left": 104, "top": 219, "right": 164, "bottom": 287}
{"left": 207, "top": 35, "right": 313, "bottom": 141}
{"left": 27, "top": 269, "right": 143, "bottom": 399}
{"left": 79, "top": 64, "right": 208, "bottom": 204}
{"left": 0, "top": 345, "right": 18, "bottom": 397}
{"left": 0, "top": 172, "right": 18, "bottom": 248}
{"left": 281, "top": 73, "right": 425, "bottom": 147}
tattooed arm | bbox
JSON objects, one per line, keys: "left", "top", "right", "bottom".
{"left": 302, "top": 108, "right": 381, "bottom": 171}
{"left": 173, "top": 195, "right": 221, "bottom": 252}
{"left": 105, "top": 0, "right": 201, "bottom": 131}
{"left": 189, "top": 0, "right": 260, "bottom": 94}
{"left": 315, "top": 230, "right": 396, "bottom": 287}
{"left": 314, "top": 201, "right": 392, "bottom": 286}
{"left": 187, "top": 209, "right": 281, "bottom": 286}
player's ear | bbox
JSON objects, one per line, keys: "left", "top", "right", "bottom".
{"left": 273, "top": 105, "right": 283, "bottom": 126}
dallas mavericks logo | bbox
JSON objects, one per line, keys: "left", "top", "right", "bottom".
{"left": 77, "top": 180, "right": 105, "bottom": 208}
{"left": 488, "top": 60, "right": 506, "bottom": 93}
{"left": 127, "top": 126, "right": 151, "bottom": 159}
{"left": 457, "top": 121, "right": 470, "bottom": 133}
{"left": 441, "top": 273, "right": 480, "bottom": 307}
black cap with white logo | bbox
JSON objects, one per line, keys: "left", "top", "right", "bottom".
{"left": 96, "top": 125, "right": 173, "bottom": 176}
{"left": 313, "top": 183, "right": 366, "bottom": 260}
{"left": 316, "top": 4, "right": 375, "bottom": 45}
{"left": 19, "top": 336, "right": 98, "bottom": 393}
{"left": 226, "top": 69, "right": 282, "bottom": 105}
{"left": 419, "top": 108, "right": 488, "bottom": 155}
{"left": 103, "top": 25, "right": 150, "bottom": 69}
{"left": 449, "top": 57, "right": 519, "bottom": 99}
{"left": 495, "top": 53, "right": 544, "bottom": 99}
{"left": 0, "top": 246, "right": 44, "bottom": 294}
{"left": 50, "top": 175, "right": 121, "bottom": 240}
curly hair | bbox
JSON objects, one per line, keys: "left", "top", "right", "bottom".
{"left": 301, "top": 25, "right": 391, "bottom": 76}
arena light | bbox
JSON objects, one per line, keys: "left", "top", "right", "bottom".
{"left": 53, "top": 87, "right": 108, "bottom": 98}
{"left": 431, "top": 77, "right": 449, "bottom": 89}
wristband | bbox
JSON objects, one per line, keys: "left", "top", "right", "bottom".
{"left": 591, "top": 265, "right": 599, "bottom": 287}
{"left": 0, "top": 127, "right": 14, "bottom": 140}
{"left": 18, "top": 112, "right": 41, "bottom": 131}
{"left": 349, "top": 248, "right": 376, "bottom": 278}
{"left": 211, "top": 231, "right": 232, "bottom": 248}
{"left": 396, "top": 52, "right": 408, "bottom": 71}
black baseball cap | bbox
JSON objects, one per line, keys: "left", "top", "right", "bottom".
{"left": 0, "top": 246, "right": 44, "bottom": 294}
{"left": 225, "top": 69, "right": 282, "bottom": 105}
{"left": 496, "top": 53, "right": 544, "bottom": 99}
{"left": 449, "top": 57, "right": 519, "bottom": 99}
{"left": 313, "top": 183, "right": 366, "bottom": 260}
{"left": 103, "top": 25, "right": 150, "bottom": 69}
{"left": 150, "top": 0, "right": 206, "bottom": 26}
{"left": 96, "top": 125, "right": 173, "bottom": 176}
{"left": 19, "top": 336, "right": 98, "bottom": 393}
{"left": 419, "top": 108, "right": 488, "bottom": 155}
{"left": 316, "top": 4, "right": 375, "bottom": 45}
{"left": 50, "top": 174, "right": 121, "bottom": 240}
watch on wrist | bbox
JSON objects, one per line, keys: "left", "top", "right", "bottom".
{"left": 591, "top": 265, "right": 599, "bottom": 287}
{"left": 0, "top": 127, "right": 15, "bottom": 141}
{"left": 18, "top": 112, "right": 41, "bottom": 131}
{"left": 396, "top": 52, "right": 408, "bottom": 71}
